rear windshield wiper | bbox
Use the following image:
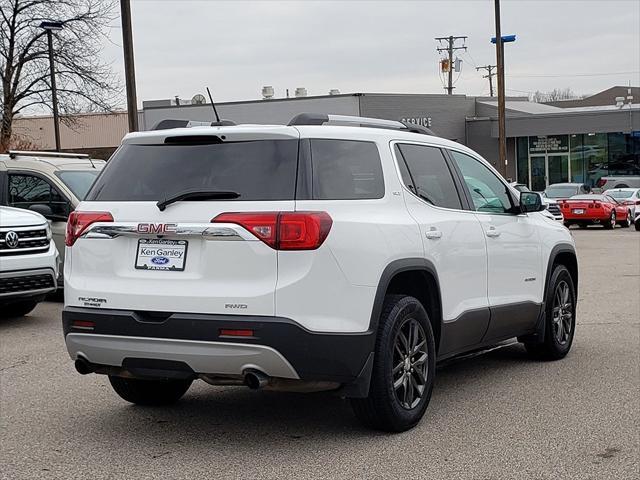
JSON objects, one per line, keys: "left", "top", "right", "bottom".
{"left": 157, "top": 190, "right": 240, "bottom": 211}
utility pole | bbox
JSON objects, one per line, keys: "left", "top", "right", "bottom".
{"left": 435, "top": 35, "right": 467, "bottom": 95}
{"left": 493, "top": 0, "right": 507, "bottom": 177}
{"left": 476, "top": 65, "right": 496, "bottom": 97}
{"left": 40, "top": 21, "right": 63, "bottom": 152}
{"left": 120, "top": 0, "right": 139, "bottom": 132}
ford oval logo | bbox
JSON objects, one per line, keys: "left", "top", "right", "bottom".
{"left": 151, "top": 256, "right": 169, "bottom": 265}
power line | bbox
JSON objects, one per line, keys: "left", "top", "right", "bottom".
{"left": 435, "top": 35, "right": 467, "bottom": 95}
{"left": 507, "top": 71, "right": 639, "bottom": 78}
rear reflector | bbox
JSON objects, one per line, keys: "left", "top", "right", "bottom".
{"left": 66, "top": 211, "right": 113, "bottom": 246}
{"left": 219, "top": 329, "right": 254, "bottom": 337}
{"left": 212, "top": 211, "right": 332, "bottom": 250}
{"left": 71, "top": 320, "right": 95, "bottom": 330}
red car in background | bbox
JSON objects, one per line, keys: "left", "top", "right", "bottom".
{"left": 560, "top": 194, "right": 632, "bottom": 229}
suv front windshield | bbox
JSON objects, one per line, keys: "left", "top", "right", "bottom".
{"left": 55, "top": 170, "right": 101, "bottom": 200}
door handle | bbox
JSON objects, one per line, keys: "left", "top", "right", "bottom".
{"left": 425, "top": 228, "right": 442, "bottom": 239}
{"left": 486, "top": 226, "right": 501, "bottom": 238}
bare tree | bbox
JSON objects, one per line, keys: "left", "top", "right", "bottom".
{"left": 0, "top": 0, "right": 121, "bottom": 151}
{"left": 531, "top": 87, "right": 581, "bottom": 103}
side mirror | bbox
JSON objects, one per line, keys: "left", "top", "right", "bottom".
{"left": 28, "top": 204, "right": 68, "bottom": 221}
{"left": 29, "top": 203, "right": 53, "bottom": 217}
{"left": 520, "top": 192, "right": 545, "bottom": 213}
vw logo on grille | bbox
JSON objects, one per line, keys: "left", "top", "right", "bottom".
{"left": 5, "top": 231, "right": 20, "bottom": 249}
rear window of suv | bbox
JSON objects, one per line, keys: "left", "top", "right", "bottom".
{"left": 86, "top": 140, "right": 299, "bottom": 201}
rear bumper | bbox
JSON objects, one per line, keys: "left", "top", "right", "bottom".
{"left": 563, "top": 213, "right": 608, "bottom": 221}
{"left": 62, "top": 307, "right": 375, "bottom": 385}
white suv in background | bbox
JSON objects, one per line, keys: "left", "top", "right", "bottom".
{"left": 0, "top": 151, "right": 105, "bottom": 285}
{"left": 1, "top": 206, "right": 59, "bottom": 317}
{"left": 62, "top": 114, "right": 578, "bottom": 432}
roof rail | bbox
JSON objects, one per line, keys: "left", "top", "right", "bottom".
{"left": 8, "top": 150, "right": 89, "bottom": 159}
{"left": 151, "top": 119, "right": 237, "bottom": 131}
{"left": 287, "top": 113, "right": 435, "bottom": 136}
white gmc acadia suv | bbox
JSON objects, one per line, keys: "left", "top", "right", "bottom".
{"left": 62, "top": 114, "right": 578, "bottom": 432}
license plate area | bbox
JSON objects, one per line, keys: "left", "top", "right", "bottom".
{"left": 573, "top": 209, "right": 585, "bottom": 214}
{"left": 135, "top": 239, "right": 188, "bottom": 271}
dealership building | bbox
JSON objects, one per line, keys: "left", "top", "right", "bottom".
{"left": 12, "top": 86, "right": 639, "bottom": 189}
{"left": 142, "top": 86, "right": 639, "bottom": 190}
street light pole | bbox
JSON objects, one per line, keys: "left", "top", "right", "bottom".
{"left": 120, "top": 0, "right": 139, "bottom": 132}
{"left": 493, "top": 0, "right": 507, "bottom": 177}
{"left": 40, "top": 21, "right": 63, "bottom": 152}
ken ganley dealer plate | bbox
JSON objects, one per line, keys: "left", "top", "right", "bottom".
{"left": 135, "top": 238, "right": 188, "bottom": 271}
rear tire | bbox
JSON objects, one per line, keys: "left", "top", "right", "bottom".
{"left": 635, "top": 220, "right": 640, "bottom": 231}
{"left": 109, "top": 376, "right": 192, "bottom": 406}
{"left": 350, "top": 295, "right": 436, "bottom": 432}
{"left": 563, "top": 222, "right": 572, "bottom": 228}
{"left": 524, "top": 265, "right": 576, "bottom": 360}
{"left": 603, "top": 211, "right": 616, "bottom": 229}
{"left": 0, "top": 300, "right": 38, "bottom": 318}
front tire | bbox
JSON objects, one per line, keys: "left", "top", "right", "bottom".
{"left": 524, "top": 265, "right": 576, "bottom": 360}
{"left": 351, "top": 295, "right": 436, "bottom": 432}
{"left": 109, "top": 376, "right": 192, "bottom": 406}
{"left": 0, "top": 300, "right": 38, "bottom": 318}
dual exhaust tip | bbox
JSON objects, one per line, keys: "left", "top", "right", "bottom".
{"left": 76, "top": 357, "right": 270, "bottom": 390}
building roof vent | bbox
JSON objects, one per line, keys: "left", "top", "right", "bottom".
{"left": 191, "top": 94, "right": 207, "bottom": 105}
{"left": 262, "top": 86, "right": 274, "bottom": 99}
{"left": 329, "top": 89, "right": 340, "bottom": 96}
{"left": 295, "top": 87, "right": 307, "bottom": 98}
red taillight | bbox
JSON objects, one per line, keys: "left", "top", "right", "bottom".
{"left": 596, "top": 178, "right": 606, "bottom": 188}
{"left": 212, "top": 212, "right": 279, "bottom": 248}
{"left": 593, "top": 202, "right": 601, "bottom": 208}
{"left": 65, "top": 211, "right": 113, "bottom": 246}
{"left": 212, "top": 211, "right": 332, "bottom": 250}
{"left": 219, "top": 328, "right": 254, "bottom": 337}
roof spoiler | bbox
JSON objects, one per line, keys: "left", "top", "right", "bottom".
{"left": 151, "top": 119, "right": 236, "bottom": 131}
{"left": 287, "top": 113, "right": 435, "bottom": 136}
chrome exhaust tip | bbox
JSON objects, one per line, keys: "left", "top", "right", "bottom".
{"left": 244, "top": 370, "right": 269, "bottom": 389}
{"left": 74, "top": 357, "right": 95, "bottom": 375}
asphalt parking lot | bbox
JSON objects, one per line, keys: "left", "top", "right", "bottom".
{"left": 1, "top": 228, "right": 638, "bottom": 480}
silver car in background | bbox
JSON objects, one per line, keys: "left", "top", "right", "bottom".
{"left": 604, "top": 188, "right": 640, "bottom": 225}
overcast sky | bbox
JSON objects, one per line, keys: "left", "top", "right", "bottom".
{"left": 102, "top": 0, "right": 640, "bottom": 106}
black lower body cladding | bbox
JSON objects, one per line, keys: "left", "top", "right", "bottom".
{"left": 62, "top": 307, "right": 375, "bottom": 384}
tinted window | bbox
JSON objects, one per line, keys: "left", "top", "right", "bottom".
{"left": 8, "top": 174, "right": 69, "bottom": 217}
{"left": 55, "top": 170, "right": 101, "bottom": 200}
{"left": 310, "top": 139, "right": 384, "bottom": 200}
{"left": 449, "top": 150, "right": 514, "bottom": 213}
{"left": 395, "top": 144, "right": 462, "bottom": 209}
{"left": 88, "top": 140, "right": 299, "bottom": 201}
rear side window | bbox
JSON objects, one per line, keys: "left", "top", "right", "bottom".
{"left": 395, "top": 144, "right": 462, "bottom": 210}
{"left": 87, "top": 140, "right": 299, "bottom": 201}
{"left": 310, "top": 139, "right": 384, "bottom": 200}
